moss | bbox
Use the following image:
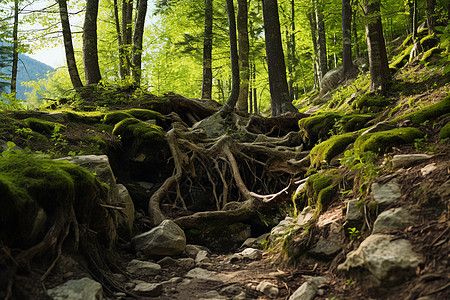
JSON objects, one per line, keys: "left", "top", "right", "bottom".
{"left": 390, "top": 44, "right": 414, "bottom": 70}
{"left": 317, "top": 185, "right": 336, "bottom": 213}
{"left": 339, "top": 114, "right": 375, "bottom": 132}
{"left": 421, "top": 46, "right": 443, "bottom": 63}
{"left": 395, "top": 95, "right": 450, "bottom": 125}
{"left": 24, "top": 117, "right": 66, "bottom": 135}
{"left": 298, "top": 112, "right": 342, "bottom": 143}
{"left": 388, "top": 105, "right": 402, "bottom": 118}
{"left": 103, "top": 111, "right": 134, "bottom": 125}
{"left": 304, "top": 171, "right": 340, "bottom": 213}
{"left": 126, "top": 109, "right": 164, "bottom": 122}
{"left": 112, "top": 118, "right": 165, "bottom": 143}
{"left": 352, "top": 93, "right": 392, "bottom": 110}
{"left": 354, "top": 127, "right": 424, "bottom": 153}
{"left": 309, "top": 132, "right": 358, "bottom": 167}
{"left": 439, "top": 122, "right": 450, "bottom": 140}
{"left": 64, "top": 111, "right": 103, "bottom": 124}
{"left": 420, "top": 34, "right": 438, "bottom": 50}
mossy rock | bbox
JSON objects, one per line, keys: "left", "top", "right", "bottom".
{"left": 64, "top": 111, "right": 104, "bottom": 124}
{"left": 309, "top": 132, "right": 358, "bottom": 168}
{"left": 352, "top": 93, "right": 393, "bottom": 110}
{"left": 439, "top": 122, "right": 450, "bottom": 140}
{"left": 354, "top": 127, "right": 424, "bottom": 153}
{"left": 24, "top": 117, "right": 66, "bottom": 135}
{"left": 339, "top": 114, "right": 375, "bottom": 132}
{"left": 395, "top": 95, "right": 450, "bottom": 125}
{"left": 298, "top": 112, "right": 342, "bottom": 144}
{"left": 104, "top": 111, "right": 134, "bottom": 125}
{"left": 104, "top": 109, "right": 164, "bottom": 125}
{"left": 304, "top": 171, "right": 340, "bottom": 213}
{"left": 113, "top": 118, "right": 165, "bottom": 143}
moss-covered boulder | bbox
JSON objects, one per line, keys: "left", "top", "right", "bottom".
{"left": 395, "top": 95, "right": 450, "bottom": 125}
{"left": 339, "top": 114, "right": 375, "bottom": 133}
{"left": 298, "top": 112, "right": 342, "bottom": 144}
{"left": 305, "top": 171, "right": 340, "bottom": 214}
{"left": 309, "top": 133, "right": 358, "bottom": 168}
{"left": 104, "top": 109, "right": 165, "bottom": 125}
{"left": 352, "top": 94, "right": 393, "bottom": 111}
{"left": 439, "top": 122, "right": 450, "bottom": 140}
{"left": 24, "top": 117, "right": 66, "bottom": 135}
{"left": 354, "top": 127, "right": 424, "bottom": 153}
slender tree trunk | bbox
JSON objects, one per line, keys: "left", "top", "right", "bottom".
{"left": 201, "top": 0, "right": 213, "bottom": 99}
{"left": 314, "top": 0, "right": 327, "bottom": 83}
{"left": 237, "top": 0, "right": 249, "bottom": 113}
{"left": 114, "top": 0, "right": 126, "bottom": 79}
{"left": 426, "top": 0, "right": 436, "bottom": 35}
{"left": 83, "top": 0, "right": 102, "bottom": 84}
{"left": 10, "top": 0, "right": 19, "bottom": 98}
{"left": 263, "top": 0, "right": 297, "bottom": 116}
{"left": 308, "top": 11, "right": 319, "bottom": 91}
{"left": 287, "top": 0, "right": 297, "bottom": 101}
{"left": 58, "top": 0, "right": 83, "bottom": 89}
{"left": 219, "top": 0, "right": 240, "bottom": 116}
{"left": 342, "top": 0, "right": 356, "bottom": 78}
{"left": 253, "top": 63, "right": 257, "bottom": 114}
{"left": 352, "top": 0, "right": 359, "bottom": 57}
{"left": 362, "top": 0, "right": 391, "bottom": 92}
{"left": 132, "top": 0, "right": 147, "bottom": 86}
{"left": 122, "top": 0, "right": 133, "bottom": 76}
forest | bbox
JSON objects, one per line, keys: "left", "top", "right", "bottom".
{"left": 0, "top": 0, "right": 449, "bottom": 299}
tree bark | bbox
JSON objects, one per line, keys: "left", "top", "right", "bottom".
{"left": 58, "top": 0, "right": 83, "bottom": 89}
{"left": 352, "top": 0, "right": 359, "bottom": 58}
{"left": 426, "top": 0, "right": 436, "bottom": 35}
{"left": 10, "top": 0, "right": 19, "bottom": 98}
{"left": 262, "top": 0, "right": 297, "bottom": 116}
{"left": 122, "top": 0, "right": 133, "bottom": 77}
{"left": 237, "top": 0, "right": 250, "bottom": 113}
{"left": 201, "top": 0, "right": 213, "bottom": 99}
{"left": 342, "top": 0, "right": 356, "bottom": 78}
{"left": 132, "top": 0, "right": 148, "bottom": 86}
{"left": 114, "top": 0, "right": 126, "bottom": 79}
{"left": 83, "top": 0, "right": 102, "bottom": 84}
{"left": 308, "top": 12, "right": 319, "bottom": 90}
{"left": 219, "top": 0, "right": 240, "bottom": 117}
{"left": 287, "top": 0, "right": 297, "bottom": 101}
{"left": 314, "top": 0, "right": 327, "bottom": 84}
{"left": 362, "top": 0, "right": 391, "bottom": 92}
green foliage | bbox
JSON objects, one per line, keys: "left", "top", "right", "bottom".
{"left": 395, "top": 95, "right": 450, "bottom": 125}
{"left": 348, "top": 227, "right": 361, "bottom": 240}
{"left": 309, "top": 132, "right": 358, "bottom": 168}
{"left": 439, "top": 122, "right": 450, "bottom": 141}
{"left": 352, "top": 93, "right": 392, "bottom": 111}
{"left": 354, "top": 127, "right": 424, "bottom": 153}
{"left": 24, "top": 117, "right": 65, "bottom": 135}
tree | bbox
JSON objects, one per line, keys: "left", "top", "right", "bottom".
{"left": 262, "top": 0, "right": 297, "bottom": 116}
{"left": 362, "top": 0, "right": 390, "bottom": 92}
{"left": 122, "top": 0, "right": 133, "bottom": 76}
{"left": 426, "top": 0, "right": 436, "bottom": 35}
{"left": 132, "top": 0, "right": 148, "bottom": 85}
{"left": 113, "top": 0, "right": 126, "bottom": 79}
{"left": 237, "top": 0, "right": 249, "bottom": 113}
{"left": 58, "top": 0, "right": 83, "bottom": 89}
{"left": 314, "top": 0, "right": 327, "bottom": 84}
{"left": 10, "top": 0, "right": 19, "bottom": 98}
{"left": 83, "top": 0, "right": 102, "bottom": 84}
{"left": 342, "top": 0, "right": 356, "bottom": 78}
{"left": 201, "top": 0, "right": 213, "bottom": 99}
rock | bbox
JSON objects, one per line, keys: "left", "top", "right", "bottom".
{"left": 126, "top": 259, "right": 161, "bottom": 276}
{"left": 199, "top": 290, "right": 227, "bottom": 299}
{"left": 289, "top": 276, "right": 327, "bottom": 300}
{"left": 178, "top": 258, "right": 196, "bottom": 270}
{"left": 233, "top": 292, "right": 247, "bottom": 300}
{"left": 320, "top": 66, "right": 343, "bottom": 94}
{"left": 132, "top": 220, "right": 186, "bottom": 257}
{"left": 116, "top": 184, "right": 135, "bottom": 238}
{"left": 162, "top": 277, "right": 183, "bottom": 284}
{"left": 185, "top": 244, "right": 211, "bottom": 258}
{"left": 241, "top": 233, "right": 269, "bottom": 249}
{"left": 421, "top": 163, "right": 437, "bottom": 176}
{"left": 391, "top": 154, "right": 432, "bottom": 169}
{"left": 195, "top": 250, "right": 211, "bottom": 264}
{"left": 296, "top": 206, "right": 314, "bottom": 227}
{"left": 256, "top": 281, "right": 279, "bottom": 298}
{"left": 361, "top": 122, "right": 396, "bottom": 136}
{"left": 345, "top": 199, "right": 363, "bottom": 226}
{"left": 47, "top": 277, "right": 102, "bottom": 300}
{"left": 220, "top": 284, "right": 243, "bottom": 296}
{"left": 338, "top": 234, "right": 424, "bottom": 287}
{"left": 372, "top": 179, "right": 402, "bottom": 209}
{"left": 157, "top": 256, "right": 178, "bottom": 267}
{"left": 185, "top": 268, "right": 227, "bottom": 282}
{"left": 240, "top": 248, "right": 263, "bottom": 260}
{"left": 308, "top": 238, "right": 342, "bottom": 260}
{"left": 372, "top": 208, "right": 412, "bottom": 234}
{"left": 269, "top": 216, "right": 299, "bottom": 243}
{"left": 132, "top": 282, "right": 163, "bottom": 297}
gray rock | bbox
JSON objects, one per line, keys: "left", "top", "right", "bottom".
{"left": 240, "top": 248, "right": 263, "bottom": 260}
{"left": 241, "top": 233, "right": 269, "bottom": 250}
{"left": 116, "top": 184, "right": 135, "bottom": 238}
{"left": 361, "top": 122, "right": 396, "bottom": 136}
{"left": 372, "top": 208, "right": 412, "bottom": 234}
{"left": 220, "top": 284, "right": 243, "bottom": 296}
{"left": 233, "top": 292, "right": 247, "bottom": 300}
{"left": 157, "top": 256, "right": 178, "bottom": 267}
{"left": 132, "top": 282, "right": 162, "bottom": 297}
{"left": 256, "top": 282, "right": 279, "bottom": 298}
{"left": 296, "top": 206, "right": 314, "bottom": 227}
{"left": 178, "top": 257, "right": 196, "bottom": 270}
{"left": 47, "top": 277, "right": 102, "bottom": 300}
{"left": 185, "top": 268, "right": 227, "bottom": 282}
{"left": 199, "top": 290, "right": 227, "bottom": 300}
{"left": 126, "top": 259, "right": 161, "bottom": 276}
{"left": 421, "top": 163, "right": 437, "bottom": 176}
{"left": 185, "top": 244, "right": 211, "bottom": 258}
{"left": 391, "top": 154, "right": 432, "bottom": 169}
{"left": 195, "top": 250, "right": 210, "bottom": 264}
{"left": 320, "top": 66, "right": 343, "bottom": 94}
{"left": 132, "top": 220, "right": 186, "bottom": 257}
{"left": 270, "top": 216, "right": 299, "bottom": 242}
{"left": 308, "top": 238, "right": 342, "bottom": 260}
{"left": 289, "top": 276, "right": 327, "bottom": 300}
{"left": 372, "top": 179, "right": 402, "bottom": 208}
{"left": 162, "top": 277, "right": 183, "bottom": 284}
{"left": 346, "top": 199, "right": 362, "bottom": 222}
{"left": 337, "top": 234, "right": 423, "bottom": 287}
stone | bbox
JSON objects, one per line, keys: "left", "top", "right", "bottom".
{"left": 372, "top": 208, "right": 412, "bottom": 234}
{"left": 320, "top": 66, "right": 343, "bottom": 94}
{"left": 126, "top": 259, "right": 161, "bottom": 276}
{"left": 421, "top": 163, "right": 437, "bottom": 176}
{"left": 116, "top": 184, "right": 135, "bottom": 238}
{"left": 256, "top": 281, "right": 279, "bottom": 298}
{"left": 220, "top": 284, "right": 243, "bottom": 296}
{"left": 346, "top": 199, "right": 362, "bottom": 224}
{"left": 270, "top": 216, "right": 299, "bottom": 243}
{"left": 185, "top": 244, "right": 210, "bottom": 258}
{"left": 296, "top": 206, "right": 314, "bottom": 227}
{"left": 195, "top": 250, "right": 210, "bottom": 264}
{"left": 132, "top": 282, "right": 162, "bottom": 297}
{"left": 241, "top": 233, "right": 269, "bottom": 250}
{"left": 178, "top": 258, "right": 196, "bottom": 270}
{"left": 163, "top": 277, "right": 183, "bottom": 284}
{"left": 372, "top": 179, "right": 402, "bottom": 208}
{"left": 308, "top": 238, "right": 342, "bottom": 260}
{"left": 185, "top": 268, "right": 227, "bottom": 282}
{"left": 132, "top": 220, "right": 186, "bottom": 257}
{"left": 47, "top": 277, "right": 102, "bottom": 300}
{"left": 337, "top": 234, "right": 424, "bottom": 287}
{"left": 391, "top": 154, "right": 432, "bottom": 169}
{"left": 240, "top": 248, "right": 262, "bottom": 260}
{"left": 157, "top": 256, "right": 178, "bottom": 267}
{"left": 289, "top": 276, "right": 327, "bottom": 300}
{"left": 233, "top": 292, "right": 247, "bottom": 300}
{"left": 199, "top": 290, "right": 227, "bottom": 300}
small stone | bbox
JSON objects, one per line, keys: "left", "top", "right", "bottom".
{"left": 308, "top": 238, "right": 342, "bottom": 260}
{"left": 164, "top": 277, "right": 183, "bottom": 284}
{"left": 296, "top": 206, "right": 314, "bottom": 227}
{"left": 346, "top": 199, "right": 362, "bottom": 223}
{"left": 220, "top": 284, "right": 243, "bottom": 296}
{"left": 256, "top": 282, "right": 279, "bottom": 298}
{"left": 132, "top": 282, "right": 163, "bottom": 297}
{"left": 178, "top": 257, "right": 195, "bottom": 270}
{"left": 157, "top": 256, "right": 178, "bottom": 267}
{"left": 126, "top": 259, "right": 161, "bottom": 276}
{"left": 391, "top": 154, "right": 432, "bottom": 169}
{"left": 289, "top": 276, "right": 327, "bottom": 300}
{"left": 195, "top": 250, "right": 211, "bottom": 264}
{"left": 240, "top": 248, "right": 262, "bottom": 260}
{"left": 185, "top": 268, "right": 227, "bottom": 282}
{"left": 179, "top": 279, "right": 192, "bottom": 286}
{"left": 185, "top": 244, "right": 210, "bottom": 258}
{"left": 199, "top": 290, "right": 227, "bottom": 299}
{"left": 372, "top": 207, "right": 412, "bottom": 234}
{"left": 372, "top": 179, "right": 402, "bottom": 208}
{"left": 233, "top": 292, "right": 247, "bottom": 300}
{"left": 421, "top": 163, "right": 437, "bottom": 176}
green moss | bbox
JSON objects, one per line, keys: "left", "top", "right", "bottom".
{"left": 352, "top": 93, "right": 392, "bottom": 110}
{"left": 339, "top": 114, "right": 375, "bottom": 132}
{"left": 388, "top": 105, "right": 402, "bottom": 118}
{"left": 395, "top": 95, "right": 450, "bottom": 125}
{"left": 112, "top": 118, "right": 165, "bottom": 143}
{"left": 421, "top": 47, "right": 442, "bottom": 62}
{"left": 304, "top": 171, "right": 340, "bottom": 213}
{"left": 390, "top": 44, "right": 414, "bottom": 70}
{"left": 317, "top": 185, "right": 336, "bottom": 213}
{"left": 24, "top": 117, "right": 66, "bottom": 135}
{"left": 354, "top": 127, "right": 424, "bottom": 153}
{"left": 64, "top": 111, "right": 104, "bottom": 124}
{"left": 103, "top": 111, "right": 134, "bottom": 125}
{"left": 298, "top": 112, "right": 342, "bottom": 143}
{"left": 439, "top": 122, "right": 450, "bottom": 140}
{"left": 126, "top": 109, "right": 164, "bottom": 122}
{"left": 309, "top": 132, "right": 358, "bottom": 167}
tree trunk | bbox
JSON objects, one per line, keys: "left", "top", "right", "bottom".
{"left": 308, "top": 12, "right": 319, "bottom": 90}
{"left": 83, "top": 0, "right": 102, "bottom": 85}
{"left": 362, "top": 0, "right": 391, "bottom": 92}
{"left": 219, "top": 0, "right": 240, "bottom": 117}
{"left": 58, "top": 0, "right": 83, "bottom": 89}
{"left": 122, "top": 0, "right": 133, "bottom": 76}
{"left": 201, "top": 0, "right": 213, "bottom": 99}
{"left": 314, "top": 0, "right": 327, "bottom": 83}
{"left": 10, "top": 0, "right": 19, "bottom": 98}
{"left": 132, "top": 0, "right": 147, "bottom": 86}
{"left": 262, "top": 0, "right": 297, "bottom": 116}
{"left": 287, "top": 0, "right": 297, "bottom": 101}
{"left": 237, "top": 0, "right": 249, "bottom": 113}
{"left": 342, "top": 0, "right": 356, "bottom": 78}
{"left": 426, "top": 0, "right": 436, "bottom": 35}
{"left": 114, "top": 0, "right": 126, "bottom": 79}
{"left": 352, "top": 0, "right": 359, "bottom": 57}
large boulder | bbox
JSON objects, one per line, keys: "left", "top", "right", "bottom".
{"left": 338, "top": 234, "right": 423, "bottom": 288}
{"left": 132, "top": 220, "right": 186, "bottom": 257}
{"left": 47, "top": 277, "right": 102, "bottom": 300}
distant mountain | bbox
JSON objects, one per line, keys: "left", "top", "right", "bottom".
{"left": 0, "top": 51, "right": 54, "bottom": 101}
